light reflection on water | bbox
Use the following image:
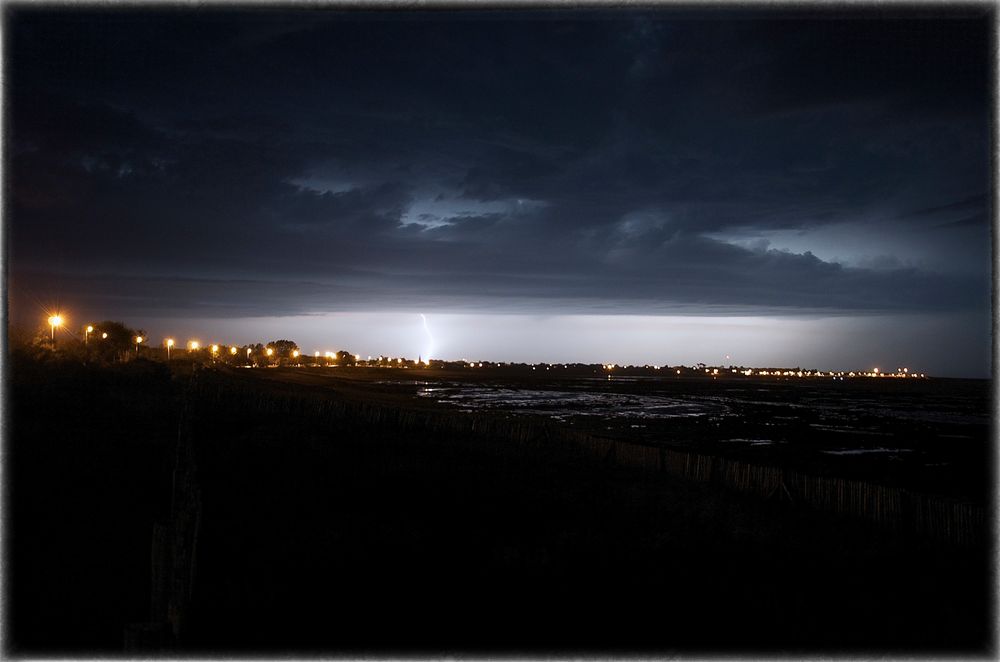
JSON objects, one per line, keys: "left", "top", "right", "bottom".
{"left": 416, "top": 385, "right": 727, "bottom": 419}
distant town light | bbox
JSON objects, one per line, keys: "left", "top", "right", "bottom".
{"left": 102, "top": 332, "right": 108, "bottom": 339}
{"left": 230, "top": 346, "right": 238, "bottom": 355}
{"left": 211, "top": 344, "right": 219, "bottom": 354}
{"left": 86, "top": 325, "right": 94, "bottom": 333}
{"left": 266, "top": 348, "right": 273, "bottom": 356}
{"left": 292, "top": 350, "right": 300, "bottom": 358}
{"left": 189, "top": 341, "right": 200, "bottom": 350}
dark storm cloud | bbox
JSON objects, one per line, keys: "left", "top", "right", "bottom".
{"left": 5, "top": 8, "right": 992, "bottom": 323}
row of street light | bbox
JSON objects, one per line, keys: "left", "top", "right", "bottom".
{"left": 46, "top": 312, "right": 373, "bottom": 366}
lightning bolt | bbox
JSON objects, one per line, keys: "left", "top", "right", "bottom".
{"left": 420, "top": 313, "right": 434, "bottom": 362}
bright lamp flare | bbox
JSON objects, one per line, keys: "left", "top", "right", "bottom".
{"left": 230, "top": 346, "right": 238, "bottom": 355}
{"left": 48, "top": 315, "right": 63, "bottom": 327}
{"left": 166, "top": 339, "right": 175, "bottom": 347}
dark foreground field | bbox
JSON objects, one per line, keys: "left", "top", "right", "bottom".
{"left": 5, "top": 355, "right": 995, "bottom": 656}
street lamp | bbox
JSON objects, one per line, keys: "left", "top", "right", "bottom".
{"left": 102, "top": 332, "right": 108, "bottom": 340}
{"left": 166, "top": 338, "right": 174, "bottom": 360}
{"left": 230, "top": 346, "right": 238, "bottom": 355}
{"left": 85, "top": 325, "right": 94, "bottom": 345}
{"left": 48, "top": 315, "right": 63, "bottom": 342}
{"left": 211, "top": 344, "right": 219, "bottom": 356}
{"left": 135, "top": 336, "right": 143, "bottom": 353}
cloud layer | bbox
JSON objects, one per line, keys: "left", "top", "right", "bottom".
{"left": 7, "top": 9, "right": 992, "bottom": 326}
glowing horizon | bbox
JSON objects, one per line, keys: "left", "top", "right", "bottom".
{"left": 21, "top": 310, "right": 987, "bottom": 378}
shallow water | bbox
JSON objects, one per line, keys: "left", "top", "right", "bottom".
{"left": 416, "top": 385, "right": 728, "bottom": 419}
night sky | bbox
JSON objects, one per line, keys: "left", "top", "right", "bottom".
{"left": 5, "top": 7, "right": 994, "bottom": 376}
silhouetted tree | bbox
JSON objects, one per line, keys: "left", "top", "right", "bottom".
{"left": 335, "top": 350, "right": 356, "bottom": 366}
{"left": 88, "top": 321, "right": 145, "bottom": 363}
{"left": 246, "top": 343, "right": 265, "bottom": 366}
{"left": 267, "top": 339, "right": 299, "bottom": 360}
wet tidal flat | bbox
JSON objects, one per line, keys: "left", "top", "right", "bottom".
{"left": 251, "top": 366, "right": 991, "bottom": 502}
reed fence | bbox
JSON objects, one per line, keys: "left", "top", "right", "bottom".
{"left": 186, "top": 370, "right": 987, "bottom": 546}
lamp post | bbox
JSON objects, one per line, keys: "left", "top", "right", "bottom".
{"left": 48, "top": 315, "right": 63, "bottom": 343}
{"left": 135, "top": 336, "right": 143, "bottom": 353}
{"left": 85, "top": 325, "right": 93, "bottom": 345}
{"left": 166, "top": 338, "right": 174, "bottom": 360}
{"left": 247, "top": 347, "right": 252, "bottom": 366}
